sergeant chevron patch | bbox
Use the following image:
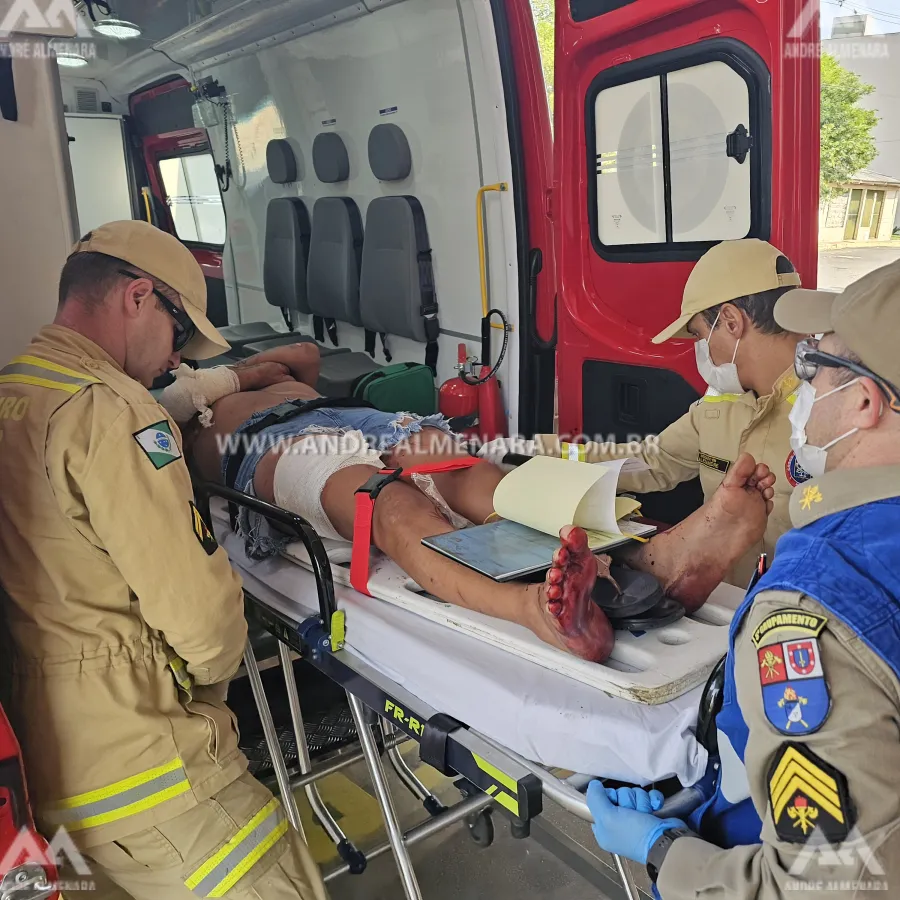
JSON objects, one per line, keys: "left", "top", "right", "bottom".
{"left": 767, "top": 743, "right": 853, "bottom": 844}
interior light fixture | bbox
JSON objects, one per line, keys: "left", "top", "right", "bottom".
{"left": 54, "top": 51, "right": 90, "bottom": 68}
{"left": 93, "top": 18, "right": 142, "bottom": 39}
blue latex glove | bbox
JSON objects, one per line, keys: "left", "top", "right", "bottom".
{"left": 586, "top": 781, "right": 687, "bottom": 865}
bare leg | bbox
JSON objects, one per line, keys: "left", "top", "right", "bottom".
{"left": 319, "top": 465, "right": 612, "bottom": 660}
{"left": 618, "top": 453, "right": 776, "bottom": 612}
{"left": 387, "top": 426, "right": 504, "bottom": 524}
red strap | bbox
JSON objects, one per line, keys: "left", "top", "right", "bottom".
{"left": 349, "top": 457, "right": 483, "bottom": 596}
{"left": 402, "top": 457, "right": 483, "bottom": 477}
{"left": 351, "top": 490, "right": 377, "bottom": 596}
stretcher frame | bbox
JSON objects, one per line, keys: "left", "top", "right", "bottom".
{"left": 194, "top": 482, "right": 703, "bottom": 900}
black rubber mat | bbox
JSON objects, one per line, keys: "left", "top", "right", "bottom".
{"left": 230, "top": 658, "right": 359, "bottom": 779}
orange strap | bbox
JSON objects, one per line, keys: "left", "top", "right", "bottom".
{"left": 350, "top": 458, "right": 483, "bottom": 596}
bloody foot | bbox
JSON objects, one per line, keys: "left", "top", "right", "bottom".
{"left": 621, "top": 452, "right": 776, "bottom": 613}
{"left": 534, "top": 525, "right": 614, "bottom": 662}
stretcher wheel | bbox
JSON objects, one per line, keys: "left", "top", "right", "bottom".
{"left": 466, "top": 808, "right": 494, "bottom": 847}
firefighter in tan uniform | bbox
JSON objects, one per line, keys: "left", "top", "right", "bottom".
{"left": 586, "top": 263, "right": 900, "bottom": 897}
{"left": 0, "top": 221, "right": 328, "bottom": 900}
{"left": 536, "top": 239, "right": 806, "bottom": 587}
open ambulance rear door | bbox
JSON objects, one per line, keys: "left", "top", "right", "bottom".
{"left": 549, "top": 0, "right": 820, "bottom": 523}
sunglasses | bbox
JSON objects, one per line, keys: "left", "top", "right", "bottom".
{"left": 795, "top": 338, "right": 900, "bottom": 413}
{"left": 118, "top": 270, "right": 196, "bottom": 353}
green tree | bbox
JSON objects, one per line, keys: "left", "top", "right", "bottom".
{"left": 531, "top": 0, "right": 554, "bottom": 112}
{"left": 820, "top": 53, "right": 878, "bottom": 200}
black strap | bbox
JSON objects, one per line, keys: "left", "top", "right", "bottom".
{"left": 379, "top": 333, "right": 393, "bottom": 363}
{"left": 405, "top": 196, "right": 439, "bottom": 373}
{"left": 365, "top": 329, "right": 377, "bottom": 358}
{"left": 281, "top": 308, "right": 294, "bottom": 333}
{"left": 224, "top": 396, "right": 376, "bottom": 528}
{"left": 420, "top": 713, "right": 466, "bottom": 776}
{"left": 326, "top": 318, "right": 339, "bottom": 346}
{"left": 313, "top": 316, "right": 325, "bottom": 343}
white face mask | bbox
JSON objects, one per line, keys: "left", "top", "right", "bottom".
{"left": 695, "top": 310, "right": 744, "bottom": 395}
{"left": 789, "top": 379, "right": 860, "bottom": 478}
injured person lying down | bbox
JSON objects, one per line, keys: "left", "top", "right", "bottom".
{"left": 165, "top": 343, "right": 775, "bottom": 663}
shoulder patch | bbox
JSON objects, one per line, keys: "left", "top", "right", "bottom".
{"left": 190, "top": 502, "right": 218, "bottom": 556}
{"left": 759, "top": 636, "right": 831, "bottom": 734}
{"left": 768, "top": 743, "right": 854, "bottom": 844}
{"left": 698, "top": 450, "right": 731, "bottom": 474}
{"left": 133, "top": 420, "right": 181, "bottom": 470}
{"left": 785, "top": 450, "right": 813, "bottom": 487}
{"left": 752, "top": 608, "right": 828, "bottom": 647}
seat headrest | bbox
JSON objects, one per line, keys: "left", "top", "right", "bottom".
{"left": 313, "top": 132, "right": 350, "bottom": 184}
{"left": 368, "top": 123, "right": 411, "bottom": 181}
{"left": 266, "top": 139, "right": 299, "bottom": 184}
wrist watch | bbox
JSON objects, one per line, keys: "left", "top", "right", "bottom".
{"left": 646, "top": 827, "right": 693, "bottom": 883}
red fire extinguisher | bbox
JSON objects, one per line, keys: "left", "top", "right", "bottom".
{"left": 438, "top": 309, "right": 509, "bottom": 442}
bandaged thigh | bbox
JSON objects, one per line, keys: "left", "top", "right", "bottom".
{"left": 272, "top": 430, "right": 382, "bottom": 542}
{"left": 158, "top": 363, "right": 240, "bottom": 427}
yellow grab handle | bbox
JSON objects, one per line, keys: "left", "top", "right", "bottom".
{"left": 476, "top": 183, "right": 509, "bottom": 329}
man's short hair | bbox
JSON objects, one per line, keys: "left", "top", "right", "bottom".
{"left": 701, "top": 255, "right": 798, "bottom": 336}
{"left": 58, "top": 251, "right": 130, "bottom": 308}
{"left": 58, "top": 250, "right": 178, "bottom": 309}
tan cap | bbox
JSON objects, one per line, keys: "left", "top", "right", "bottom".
{"left": 70, "top": 220, "right": 230, "bottom": 360}
{"left": 774, "top": 259, "right": 900, "bottom": 387}
{"left": 652, "top": 239, "right": 802, "bottom": 344}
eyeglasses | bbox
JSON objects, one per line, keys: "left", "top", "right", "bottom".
{"left": 118, "top": 270, "right": 196, "bottom": 353}
{"left": 795, "top": 337, "right": 900, "bottom": 413}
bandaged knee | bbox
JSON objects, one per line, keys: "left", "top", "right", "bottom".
{"left": 273, "top": 430, "right": 382, "bottom": 542}
{"left": 158, "top": 364, "right": 240, "bottom": 427}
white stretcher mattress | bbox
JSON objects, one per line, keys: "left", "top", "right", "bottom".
{"left": 212, "top": 504, "right": 739, "bottom": 786}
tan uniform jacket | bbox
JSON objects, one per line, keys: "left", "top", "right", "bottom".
{"left": 537, "top": 368, "right": 803, "bottom": 586}
{"left": 0, "top": 326, "right": 248, "bottom": 849}
{"left": 659, "top": 467, "right": 900, "bottom": 898}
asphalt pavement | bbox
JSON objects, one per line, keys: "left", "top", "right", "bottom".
{"left": 817, "top": 244, "right": 900, "bottom": 292}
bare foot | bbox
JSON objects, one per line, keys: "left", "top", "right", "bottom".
{"left": 622, "top": 453, "right": 775, "bottom": 613}
{"left": 531, "top": 526, "right": 614, "bottom": 662}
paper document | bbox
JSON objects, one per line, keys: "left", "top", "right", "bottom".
{"left": 492, "top": 456, "right": 638, "bottom": 537}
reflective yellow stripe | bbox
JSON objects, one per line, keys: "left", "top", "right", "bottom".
{"left": 472, "top": 753, "right": 517, "bottom": 793}
{"left": 209, "top": 819, "right": 288, "bottom": 897}
{"left": 45, "top": 758, "right": 191, "bottom": 831}
{"left": 700, "top": 393, "right": 742, "bottom": 403}
{"left": 560, "top": 442, "right": 586, "bottom": 462}
{"left": 0, "top": 373, "right": 82, "bottom": 393}
{"left": 11, "top": 355, "right": 100, "bottom": 383}
{"left": 186, "top": 798, "right": 287, "bottom": 896}
{"left": 168, "top": 656, "right": 194, "bottom": 694}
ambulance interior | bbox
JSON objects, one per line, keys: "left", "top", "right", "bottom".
{"left": 0, "top": 0, "right": 821, "bottom": 896}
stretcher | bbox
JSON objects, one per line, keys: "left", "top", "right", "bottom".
{"left": 197, "top": 483, "right": 726, "bottom": 899}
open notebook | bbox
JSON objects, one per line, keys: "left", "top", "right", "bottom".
{"left": 423, "top": 456, "right": 657, "bottom": 581}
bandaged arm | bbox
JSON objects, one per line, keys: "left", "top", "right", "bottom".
{"left": 158, "top": 363, "right": 240, "bottom": 428}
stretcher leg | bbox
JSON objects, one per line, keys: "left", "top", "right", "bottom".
{"left": 347, "top": 692, "right": 424, "bottom": 900}
{"left": 242, "top": 641, "right": 307, "bottom": 841}
{"left": 381, "top": 722, "right": 447, "bottom": 817}
{"left": 277, "top": 644, "right": 366, "bottom": 873}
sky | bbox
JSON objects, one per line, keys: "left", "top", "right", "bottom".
{"left": 820, "top": 0, "right": 900, "bottom": 36}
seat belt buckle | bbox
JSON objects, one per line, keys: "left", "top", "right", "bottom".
{"left": 354, "top": 467, "right": 404, "bottom": 500}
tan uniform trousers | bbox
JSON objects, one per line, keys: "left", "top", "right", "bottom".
{"left": 64, "top": 774, "right": 327, "bottom": 900}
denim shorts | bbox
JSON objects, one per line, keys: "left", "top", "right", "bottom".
{"left": 223, "top": 403, "right": 452, "bottom": 558}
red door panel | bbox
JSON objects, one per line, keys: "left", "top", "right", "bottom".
{"left": 553, "top": 0, "right": 819, "bottom": 441}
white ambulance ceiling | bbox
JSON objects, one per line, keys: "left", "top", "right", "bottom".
{"left": 60, "top": 0, "right": 403, "bottom": 99}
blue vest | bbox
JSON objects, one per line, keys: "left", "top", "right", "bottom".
{"left": 689, "top": 496, "right": 900, "bottom": 848}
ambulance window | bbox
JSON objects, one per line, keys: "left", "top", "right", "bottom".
{"left": 588, "top": 41, "right": 770, "bottom": 260}
{"left": 158, "top": 153, "right": 226, "bottom": 246}
{"left": 667, "top": 62, "right": 751, "bottom": 242}
{"left": 594, "top": 76, "right": 666, "bottom": 245}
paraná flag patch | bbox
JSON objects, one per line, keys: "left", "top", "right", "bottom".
{"left": 133, "top": 420, "right": 181, "bottom": 470}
